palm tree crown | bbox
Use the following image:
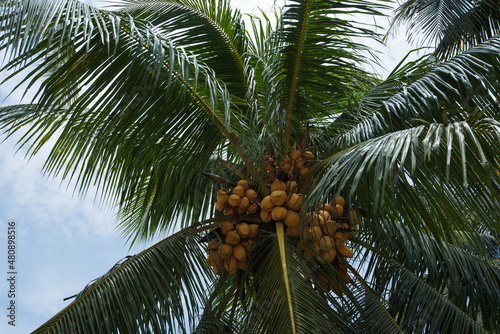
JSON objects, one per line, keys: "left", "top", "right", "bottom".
{"left": 0, "top": 0, "right": 499, "bottom": 332}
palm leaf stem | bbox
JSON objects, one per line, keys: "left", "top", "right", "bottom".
{"left": 276, "top": 222, "right": 296, "bottom": 334}
{"left": 282, "top": 0, "right": 309, "bottom": 150}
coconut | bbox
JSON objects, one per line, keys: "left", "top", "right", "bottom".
{"left": 237, "top": 259, "right": 248, "bottom": 271}
{"left": 225, "top": 231, "right": 241, "bottom": 246}
{"left": 236, "top": 207, "right": 246, "bottom": 214}
{"left": 318, "top": 210, "right": 331, "bottom": 222}
{"left": 296, "top": 159, "right": 304, "bottom": 169}
{"left": 233, "top": 244, "right": 247, "bottom": 260}
{"left": 336, "top": 244, "right": 353, "bottom": 258}
{"left": 247, "top": 202, "right": 259, "bottom": 214}
{"left": 285, "top": 180, "right": 298, "bottom": 194}
{"left": 217, "top": 188, "right": 229, "bottom": 196}
{"left": 322, "top": 220, "right": 337, "bottom": 236}
{"left": 283, "top": 163, "right": 292, "bottom": 171}
{"left": 248, "top": 224, "right": 260, "bottom": 239}
{"left": 331, "top": 204, "right": 344, "bottom": 217}
{"left": 220, "top": 221, "right": 234, "bottom": 235}
{"left": 224, "top": 208, "right": 234, "bottom": 215}
{"left": 299, "top": 167, "right": 309, "bottom": 176}
{"left": 271, "top": 206, "right": 288, "bottom": 221}
{"left": 215, "top": 201, "right": 226, "bottom": 211}
{"left": 217, "top": 194, "right": 228, "bottom": 204}
{"left": 302, "top": 151, "right": 314, "bottom": 160}
{"left": 284, "top": 210, "right": 300, "bottom": 227}
{"left": 271, "top": 190, "right": 287, "bottom": 206}
{"left": 224, "top": 256, "right": 238, "bottom": 275}
{"left": 208, "top": 240, "right": 220, "bottom": 251}
{"left": 238, "top": 196, "right": 250, "bottom": 210}
{"left": 219, "top": 244, "right": 233, "bottom": 260}
{"left": 233, "top": 186, "right": 245, "bottom": 198}
{"left": 237, "top": 180, "right": 249, "bottom": 190}
{"left": 334, "top": 231, "right": 348, "bottom": 243}
{"left": 228, "top": 194, "right": 242, "bottom": 207}
{"left": 271, "top": 179, "right": 287, "bottom": 192}
{"left": 240, "top": 238, "right": 254, "bottom": 250}
{"left": 235, "top": 223, "right": 250, "bottom": 238}
{"left": 286, "top": 193, "right": 303, "bottom": 211}
{"left": 284, "top": 157, "right": 292, "bottom": 165}
{"left": 245, "top": 189, "right": 258, "bottom": 201}
{"left": 303, "top": 226, "right": 323, "bottom": 239}
{"left": 260, "top": 209, "right": 273, "bottom": 223}
{"left": 286, "top": 225, "right": 300, "bottom": 237}
{"left": 319, "top": 236, "right": 334, "bottom": 251}
{"left": 333, "top": 195, "right": 345, "bottom": 207}
{"left": 345, "top": 225, "right": 359, "bottom": 238}
{"left": 207, "top": 251, "right": 222, "bottom": 268}
{"left": 290, "top": 149, "right": 302, "bottom": 160}
{"left": 260, "top": 195, "right": 275, "bottom": 211}
{"left": 307, "top": 212, "right": 324, "bottom": 226}
{"left": 320, "top": 203, "right": 334, "bottom": 215}
{"left": 321, "top": 247, "right": 337, "bottom": 263}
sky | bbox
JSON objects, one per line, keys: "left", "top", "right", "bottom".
{"left": 0, "top": 0, "right": 414, "bottom": 332}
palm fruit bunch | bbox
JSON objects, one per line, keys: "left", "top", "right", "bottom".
{"left": 207, "top": 179, "right": 260, "bottom": 275}
{"left": 214, "top": 179, "right": 259, "bottom": 215}
{"left": 206, "top": 220, "right": 260, "bottom": 275}
{"left": 206, "top": 147, "right": 361, "bottom": 286}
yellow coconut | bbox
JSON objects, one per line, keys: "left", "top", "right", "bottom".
{"left": 320, "top": 203, "right": 334, "bottom": 215}
{"left": 283, "top": 163, "right": 292, "bottom": 171}
{"left": 302, "top": 151, "right": 314, "bottom": 160}
{"left": 235, "top": 223, "right": 250, "bottom": 238}
{"left": 322, "top": 220, "right": 337, "bottom": 236}
{"left": 215, "top": 201, "right": 226, "bottom": 211}
{"left": 307, "top": 212, "right": 324, "bottom": 226}
{"left": 207, "top": 251, "right": 222, "bottom": 268}
{"left": 334, "top": 231, "right": 348, "bottom": 244}
{"left": 224, "top": 208, "right": 234, "bottom": 215}
{"left": 237, "top": 259, "right": 248, "bottom": 271}
{"left": 318, "top": 210, "right": 331, "bottom": 222}
{"left": 248, "top": 224, "right": 260, "bottom": 239}
{"left": 299, "top": 167, "right": 309, "bottom": 176}
{"left": 225, "top": 231, "right": 241, "bottom": 246}
{"left": 290, "top": 149, "right": 302, "bottom": 160}
{"left": 260, "top": 209, "right": 273, "bottom": 223}
{"left": 208, "top": 240, "right": 220, "bottom": 251}
{"left": 296, "top": 159, "right": 304, "bottom": 169}
{"left": 224, "top": 256, "right": 238, "bottom": 275}
{"left": 284, "top": 210, "right": 300, "bottom": 227}
{"left": 286, "top": 193, "right": 303, "bottom": 211}
{"left": 247, "top": 202, "right": 259, "bottom": 214}
{"left": 271, "top": 206, "right": 288, "bottom": 221}
{"left": 336, "top": 244, "right": 353, "bottom": 258}
{"left": 260, "top": 195, "right": 275, "bottom": 211}
{"left": 228, "top": 194, "right": 242, "bottom": 207}
{"left": 245, "top": 189, "right": 258, "bottom": 201}
{"left": 233, "top": 186, "right": 245, "bottom": 198}
{"left": 271, "top": 179, "right": 287, "bottom": 192}
{"left": 285, "top": 180, "right": 298, "bottom": 194}
{"left": 237, "top": 180, "right": 249, "bottom": 190}
{"left": 233, "top": 244, "right": 247, "bottom": 260}
{"left": 322, "top": 247, "right": 337, "bottom": 263}
{"left": 286, "top": 225, "right": 300, "bottom": 237}
{"left": 219, "top": 243, "right": 233, "bottom": 260}
{"left": 331, "top": 204, "right": 344, "bottom": 217}
{"left": 217, "top": 188, "right": 229, "bottom": 196}
{"left": 303, "top": 226, "right": 323, "bottom": 239}
{"left": 333, "top": 195, "right": 345, "bottom": 207}
{"left": 240, "top": 238, "right": 254, "bottom": 250}
{"left": 271, "top": 190, "right": 287, "bottom": 206}
{"left": 217, "top": 194, "right": 228, "bottom": 204}
{"left": 319, "top": 236, "right": 335, "bottom": 251}
{"left": 236, "top": 207, "right": 246, "bottom": 214}
{"left": 220, "top": 221, "right": 234, "bottom": 235}
{"left": 238, "top": 196, "right": 250, "bottom": 210}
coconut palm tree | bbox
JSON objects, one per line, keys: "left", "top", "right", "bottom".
{"left": 1, "top": 0, "right": 500, "bottom": 332}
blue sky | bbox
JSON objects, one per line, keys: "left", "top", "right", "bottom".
{"left": 0, "top": 0, "right": 413, "bottom": 332}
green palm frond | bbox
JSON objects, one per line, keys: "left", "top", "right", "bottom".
{"left": 32, "top": 223, "right": 214, "bottom": 334}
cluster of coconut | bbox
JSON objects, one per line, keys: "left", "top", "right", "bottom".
{"left": 215, "top": 180, "right": 259, "bottom": 215}
{"left": 206, "top": 221, "right": 260, "bottom": 275}
{"left": 282, "top": 149, "right": 314, "bottom": 178}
